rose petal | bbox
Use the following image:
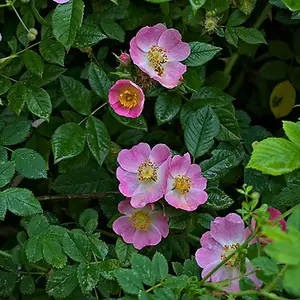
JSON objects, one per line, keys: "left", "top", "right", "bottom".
{"left": 132, "top": 224, "right": 162, "bottom": 249}
{"left": 117, "top": 168, "right": 140, "bottom": 197}
{"left": 149, "top": 144, "right": 171, "bottom": 166}
{"left": 169, "top": 153, "right": 191, "bottom": 177}
{"left": 152, "top": 212, "right": 169, "bottom": 238}
{"left": 118, "top": 199, "right": 135, "bottom": 215}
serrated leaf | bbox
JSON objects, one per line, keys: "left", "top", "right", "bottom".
{"left": 235, "top": 27, "right": 266, "bottom": 44}
{"left": 238, "top": 0, "right": 257, "bottom": 15}
{"left": 115, "top": 238, "right": 137, "bottom": 267}
{"left": 203, "top": 0, "right": 231, "bottom": 12}
{"left": 283, "top": 121, "right": 300, "bottom": 147}
{"left": 251, "top": 257, "right": 279, "bottom": 276}
{"left": 1, "top": 188, "right": 42, "bottom": 217}
{"left": 184, "top": 42, "right": 222, "bottom": 67}
{"left": 184, "top": 106, "right": 220, "bottom": 158}
{"left": 43, "top": 240, "right": 67, "bottom": 269}
{"left": 152, "top": 252, "right": 168, "bottom": 282}
{"left": 282, "top": 0, "right": 300, "bottom": 10}
{"left": 20, "top": 275, "right": 35, "bottom": 295}
{"left": 0, "top": 161, "right": 15, "bottom": 188}
{"left": 77, "top": 262, "right": 100, "bottom": 293}
{"left": 26, "top": 235, "right": 43, "bottom": 263}
{"left": 0, "top": 120, "right": 31, "bottom": 146}
{"left": 47, "top": 265, "right": 78, "bottom": 298}
{"left": 247, "top": 138, "right": 300, "bottom": 175}
{"left": 16, "top": 12, "right": 34, "bottom": 47}
{"left": 60, "top": 75, "right": 91, "bottom": 115}
{"left": 89, "top": 236, "right": 108, "bottom": 260}
{"left": 52, "top": 122, "right": 86, "bottom": 163}
{"left": 88, "top": 63, "right": 112, "bottom": 100}
{"left": 12, "top": 148, "right": 47, "bottom": 179}
{"left": 114, "top": 269, "right": 144, "bottom": 295}
{"left": 27, "top": 215, "right": 49, "bottom": 237}
{"left": 0, "top": 76, "right": 11, "bottom": 95}
{"left": 7, "top": 82, "right": 27, "bottom": 115}
{"left": 100, "top": 19, "right": 125, "bottom": 42}
{"left": 131, "top": 254, "right": 155, "bottom": 286}
{"left": 23, "top": 50, "right": 44, "bottom": 77}
{"left": 98, "top": 259, "right": 121, "bottom": 280}
{"left": 39, "top": 39, "right": 65, "bottom": 66}
{"left": 227, "top": 9, "right": 248, "bottom": 26}
{"left": 74, "top": 25, "right": 107, "bottom": 48}
{"left": 155, "top": 93, "right": 181, "bottom": 125}
{"left": 52, "top": 0, "right": 84, "bottom": 48}
{"left": 26, "top": 87, "right": 52, "bottom": 119}
{"left": 225, "top": 27, "right": 239, "bottom": 47}
{"left": 0, "top": 195, "right": 7, "bottom": 220}
{"left": 63, "top": 229, "right": 90, "bottom": 262}
{"left": 0, "top": 270, "right": 17, "bottom": 296}
{"left": 205, "top": 187, "right": 234, "bottom": 210}
{"left": 86, "top": 116, "right": 111, "bottom": 167}
{"left": 79, "top": 208, "right": 98, "bottom": 233}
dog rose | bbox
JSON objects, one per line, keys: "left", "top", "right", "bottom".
{"left": 130, "top": 23, "right": 190, "bottom": 89}
{"left": 113, "top": 198, "right": 169, "bottom": 250}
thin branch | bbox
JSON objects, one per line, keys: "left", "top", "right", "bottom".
{"left": 37, "top": 191, "right": 119, "bottom": 201}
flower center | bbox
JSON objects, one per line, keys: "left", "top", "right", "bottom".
{"left": 119, "top": 89, "right": 139, "bottom": 108}
{"left": 138, "top": 159, "right": 158, "bottom": 181}
{"left": 220, "top": 243, "right": 241, "bottom": 267}
{"left": 128, "top": 210, "right": 152, "bottom": 231}
{"left": 148, "top": 45, "right": 168, "bottom": 76}
{"left": 174, "top": 175, "right": 193, "bottom": 195}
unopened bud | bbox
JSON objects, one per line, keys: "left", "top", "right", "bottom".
{"left": 119, "top": 52, "right": 131, "bottom": 66}
{"left": 27, "top": 32, "right": 36, "bottom": 42}
{"left": 252, "top": 140, "right": 259, "bottom": 149}
{"left": 29, "top": 28, "right": 38, "bottom": 36}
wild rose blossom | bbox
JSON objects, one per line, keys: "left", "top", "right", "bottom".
{"left": 195, "top": 213, "right": 262, "bottom": 292}
{"left": 112, "top": 198, "right": 169, "bottom": 250}
{"left": 119, "top": 52, "right": 131, "bottom": 65}
{"left": 109, "top": 80, "right": 145, "bottom": 118}
{"left": 130, "top": 23, "right": 190, "bottom": 89}
{"left": 117, "top": 142, "right": 171, "bottom": 208}
{"left": 165, "top": 153, "right": 208, "bottom": 211}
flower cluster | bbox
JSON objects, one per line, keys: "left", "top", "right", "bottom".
{"left": 113, "top": 142, "right": 208, "bottom": 249}
{"left": 108, "top": 24, "right": 190, "bottom": 118}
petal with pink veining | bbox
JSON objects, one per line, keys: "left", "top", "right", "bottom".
{"left": 113, "top": 216, "right": 132, "bottom": 235}
{"left": 188, "top": 187, "right": 208, "bottom": 206}
{"left": 170, "top": 153, "right": 191, "bottom": 177}
{"left": 187, "top": 164, "right": 207, "bottom": 190}
{"left": 129, "top": 37, "right": 148, "bottom": 66}
{"left": 149, "top": 144, "right": 171, "bottom": 166}
{"left": 200, "top": 232, "right": 224, "bottom": 252}
{"left": 195, "top": 247, "right": 221, "bottom": 268}
{"left": 117, "top": 168, "right": 139, "bottom": 197}
{"left": 133, "top": 224, "right": 162, "bottom": 249}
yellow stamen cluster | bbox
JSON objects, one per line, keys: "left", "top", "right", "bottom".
{"left": 138, "top": 159, "right": 158, "bottom": 181}
{"left": 174, "top": 175, "right": 193, "bottom": 195}
{"left": 220, "top": 243, "right": 241, "bottom": 267}
{"left": 148, "top": 45, "right": 168, "bottom": 76}
{"left": 128, "top": 210, "right": 152, "bottom": 231}
{"left": 119, "top": 89, "right": 139, "bottom": 108}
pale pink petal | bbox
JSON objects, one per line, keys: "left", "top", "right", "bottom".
{"left": 165, "top": 190, "right": 190, "bottom": 210}
{"left": 149, "top": 144, "right": 171, "bottom": 166}
{"left": 211, "top": 266, "right": 241, "bottom": 292}
{"left": 158, "top": 29, "right": 190, "bottom": 62}
{"left": 166, "top": 174, "right": 175, "bottom": 194}
{"left": 118, "top": 199, "right": 135, "bottom": 215}
{"left": 188, "top": 187, "right": 208, "bottom": 206}
{"left": 117, "top": 143, "right": 151, "bottom": 173}
{"left": 113, "top": 216, "right": 132, "bottom": 235}
{"left": 110, "top": 102, "right": 130, "bottom": 117}
{"left": 170, "top": 153, "right": 191, "bottom": 177}
{"left": 195, "top": 247, "right": 221, "bottom": 268}
{"left": 200, "top": 260, "right": 219, "bottom": 281}
{"left": 136, "top": 23, "right": 167, "bottom": 52}
{"left": 117, "top": 168, "right": 139, "bottom": 197}
{"left": 246, "top": 261, "right": 262, "bottom": 288}
{"left": 129, "top": 37, "right": 148, "bottom": 65}
{"left": 155, "top": 61, "right": 187, "bottom": 89}
{"left": 210, "top": 214, "right": 246, "bottom": 246}
{"left": 132, "top": 224, "right": 162, "bottom": 250}
{"left": 152, "top": 212, "right": 169, "bottom": 238}
{"left": 200, "top": 232, "right": 224, "bottom": 253}
{"left": 54, "top": 0, "right": 69, "bottom": 3}
{"left": 157, "top": 157, "right": 171, "bottom": 193}
{"left": 187, "top": 165, "right": 207, "bottom": 190}
{"left": 131, "top": 182, "right": 164, "bottom": 208}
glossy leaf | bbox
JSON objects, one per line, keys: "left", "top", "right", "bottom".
{"left": 23, "top": 50, "right": 44, "bottom": 77}
{"left": 39, "top": 39, "right": 65, "bottom": 66}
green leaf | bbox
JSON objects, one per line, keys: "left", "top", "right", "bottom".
{"left": 98, "top": 259, "right": 121, "bottom": 280}
{"left": 203, "top": 0, "right": 231, "bottom": 12}
{"left": 131, "top": 254, "right": 155, "bottom": 286}
{"left": 12, "top": 148, "right": 47, "bottom": 179}
{"left": 184, "top": 42, "right": 222, "bottom": 67}
{"left": 63, "top": 229, "right": 90, "bottom": 262}
{"left": 23, "top": 50, "right": 44, "bottom": 77}
{"left": 47, "top": 265, "right": 78, "bottom": 298}
{"left": 115, "top": 238, "right": 137, "bottom": 267}
{"left": 89, "top": 236, "right": 108, "bottom": 260}
{"left": 26, "top": 235, "right": 43, "bottom": 263}
{"left": 152, "top": 252, "right": 168, "bottom": 282}
{"left": 43, "top": 239, "right": 67, "bottom": 269}
{"left": 145, "top": 0, "right": 170, "bottom": 2}
{"left": 283, "top": 264, "right": 300, "bottom": 292}
{"left": 16, "top": 12, "right": 34, "bottom": 47}
{"left": 52, "top": 122, "right": 86, "bottom": 163}
{"left": 238, "top": 0, "right": 257, "bottom": 15}
{"left": 198, "top": 213, "right": 214, "bottom": 229}
{"left": 79, "top": 208, "right": 98, "bottom": 233}
{"left": 227, "top": 9, "right": 248, "bottom": 26}
{"left": 39, "top": 39, "right": 65, "bottom": 66}
{"left": 282, "top": 0, "right": 300, "bottom": 11}
{"left": 235, "top": 27, "right": 266, "bottom": 44}
{"left": 52, "top": 0, "right": 84, "bottom": 48}
{"left": 225, "top": 27, "right": 239, "bottom": 47}
{"left": 26, "top": 87, "right": 52, "bottom": 119}
{"left": 1, "top": 188, "right": 42, "bottom": 217}
{"left": 287, "top": 206, "right": 300, "bottom": 232}
{"left": 20, "top": 275, "right": 35, "bottom": 295}
{"left": 259, "top": 60, "right": 289, "bottom": 81}
{"left": 0, "top": 120, "right": 31, "bottom": 146}
{"left": 88, "top": 63, "right": 112, "bottom": 100}
{"left": 251, "top": 257, "right": 279, "bottom": 276}
{"left": 268, "top": 40, "right": 293, "bottom": 60}
{"left": 74, "top": 25, "right": 107, "bottom": 48}
{"left": 239, "top": 277, "right": 255, "bottom": 291}
{"left": 27, "top": 215, "right": 49, "bottom": 237}
{"left": 0, "top": 196, "right": 7, "bottom": 220}
{"left": 86, "top": 116, "right": 111, "bottom": 167}
{"left": 247, "top": 138, "right": 300, "bottom": 176}
{"left": 0, "top": 147, "right": 7, "bottom": 162}
{"left": 110, "top": 108, "right": 148, "bottom": 131}
{"left": 0, "top": 161, "right": 15, "bottom": 188}
{"left": 77, "top": 262, "right": 100, "bottom": 294}
{"left": 184, "top": 106, "right": 220, "bottom": 158}
{"left": 155, "top": 93, "right": 181, "bottom": 125}
{"left": 100, "top": 19, "right": 125, "bottom": 42}
{"left": 0, "top": 76, "right": 11, "bottom": 95}
{"left": 7, "top": 82, "right": 28, "bottom": 115}
{"left": 60, "top": 75, "right": 91, "bottom": 115}
{"left": 205, "top": 187, "right": 234, "bottom": 210}
{"left": 114, "top": 269, "right": 144, "bottom": 295}
{"left": 0, "top": 270, "right": 17, "bottom": 296}
{"left": 283, "top": 121, "right": 300, "bottom": 147}
{"left": 189, "top": 0, "right": 206, "bottom": 12}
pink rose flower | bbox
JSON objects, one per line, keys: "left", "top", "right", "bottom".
{"left": 119, "top": 53, "right": 131, "bottom": 65}
{"left": 117, "top": 142, "right": 171, "bottom": 208}
{"left": 195, "top": 213, "right": 262, "bottom": 292}
{"left": 129, "top": 23, "right": 190, "bottom": 89}
{"left": 164, "top": 153, "right": 208, "bottom": 211}
{"left": 112, "top": 198, "right": 169, "bottom": 250}
{"left": 109, "top": 80, "right": 145, "bottom": 118}
{"left": 54, "top": 0, "right": 69, "bottom": 3}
